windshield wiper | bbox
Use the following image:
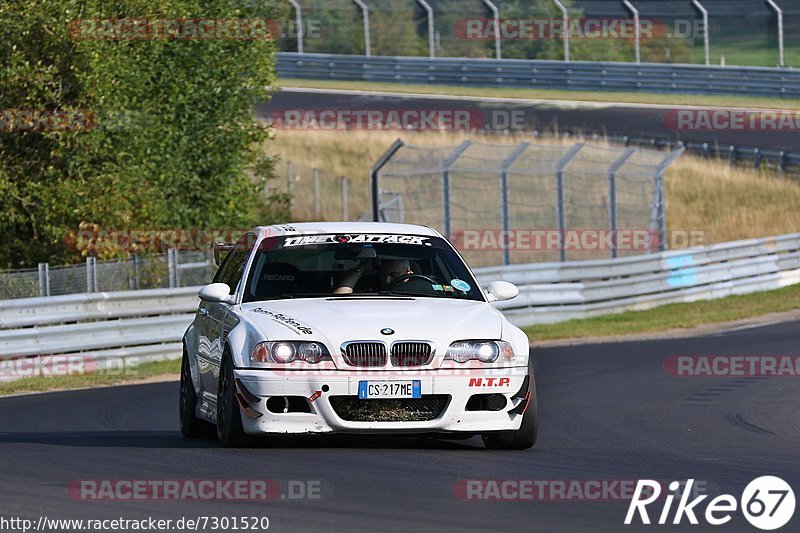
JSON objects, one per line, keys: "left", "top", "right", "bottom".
{"left": 254, "top": 292, "right": 332, "bottom": 300}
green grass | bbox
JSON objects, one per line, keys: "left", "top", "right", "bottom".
{"left": 0, "top": 358, "right": 180, "bottom": 397}
{"left": 689, "top": 37, "right": 800, "bottom": 69}
{"left": 524, "top": 283, "right": 800, "bottom": 342}
{"left": 278, "top": 78, "right": 800, "bottom": 110}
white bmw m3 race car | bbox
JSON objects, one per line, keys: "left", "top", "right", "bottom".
{"left": 180, "top": 222, "right": 537, "bottom": 449}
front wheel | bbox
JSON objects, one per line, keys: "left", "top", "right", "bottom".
{"left": 216, "top": 350, "right": 247, "bottom": 447}
{"left": 179, "top": 346, "right": 209, "bottom": 438}
{"left": 482, "top": 368, "right": 538, "bottom": 450}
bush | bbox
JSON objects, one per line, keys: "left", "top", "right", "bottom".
{"left": 0, "top": 0, "right": 279, "bottom": 267}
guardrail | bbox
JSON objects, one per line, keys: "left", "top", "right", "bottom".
{"left": 474, "top": 232, "right": 800, "bottom": 326}
{"left": 0, "top": 288, "right": 197, "bottom": 381}
{"left": 556, "top": 131, "right": 800, "bottom": 174}
{"left": 276, "top": 52, "right": 800, "bottom": 98}
{"left": 1, "top": 232, "right": 799, "bottom": 381}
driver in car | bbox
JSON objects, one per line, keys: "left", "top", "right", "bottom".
{"left": 333, "top": 258, "right": 412, "bottom": 295}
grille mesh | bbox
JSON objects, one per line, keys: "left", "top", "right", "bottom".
{"left": 390, "top": 342, "right": 433, "bottom": 367}
{"left": 329, "top": 395, "right": 450, "bottom": 422}
{"left": 342, "top": 342, "right": 387, "bottom": 367}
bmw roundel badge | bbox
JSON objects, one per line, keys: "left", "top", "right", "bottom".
{"left": 380, "top": 328, "right": 394, "bottom": 335}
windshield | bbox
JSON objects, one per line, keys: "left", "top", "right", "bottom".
{"left": 242, "top": 233, "right": 484, "bottom": 302}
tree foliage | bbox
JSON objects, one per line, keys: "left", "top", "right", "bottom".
{"left": 0, "top": 0, "right": 278, "bottom": 267}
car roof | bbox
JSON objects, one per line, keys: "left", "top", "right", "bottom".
{"left": 254, "top": 222, "right": 443, "bottom": 239}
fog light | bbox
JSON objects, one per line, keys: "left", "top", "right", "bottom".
{"left": 485, "top": 394, "right": 507, "bottom": 411}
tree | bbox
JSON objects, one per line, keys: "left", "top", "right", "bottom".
{"left": 0, "top": 0, "right": 278, "bottom": 266}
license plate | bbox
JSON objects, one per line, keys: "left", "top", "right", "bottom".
{"left": 358, "top": 380, "right": 421, "bottom": 399}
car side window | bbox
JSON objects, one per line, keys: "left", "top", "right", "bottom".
{"left": 213, "top": 233, "right": 255, "bottom": 295}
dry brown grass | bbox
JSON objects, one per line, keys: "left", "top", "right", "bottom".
{"left": 665, "top": 157, "right": 800, "bottom": 244}
{"left": 265, "top": 130, "right": 800, "bottom": 244}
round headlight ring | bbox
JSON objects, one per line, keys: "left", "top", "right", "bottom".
{"left": 476, "top": 342, "right": 499, "bottom": 363}
{"left": 298, "top": 342, "right": 325, "bottom": 363}
{"left": 272, "top": 342, "right": 296, "bottom": 363}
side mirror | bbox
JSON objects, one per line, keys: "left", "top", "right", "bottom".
{"left": 485, "top": 281, "right": 519, "bottom": 303}
{"left": 213, "top": 242, "right": 235, "bottom": 267}
{"left": 198, "top": 283, "right": 234, "bottom": 304}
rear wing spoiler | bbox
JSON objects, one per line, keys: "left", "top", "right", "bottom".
{"left": 213, "top": 242, "right": 236, "bottom": 266}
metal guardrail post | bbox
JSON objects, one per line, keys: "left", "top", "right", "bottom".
{"left": 622, "top": 0, "right": 640, "bottom": 63}
{"left": 416, "top": 0, "right": 435, "bottom": 58}
{"left": 353, "top": 0, "right": 371, "bottom": 56}
{"left": 766, "top": 0, "right": 784, "bottom": 67}
{"left": 132, "top": 253, "right": 140, "bottom": 291}
{"left": 691, "top": 0, "right": 710, "bottom": 66}
{"left": 38, "top": 263, "right": 50, "bottom": 297}
{"left": 482, "top": 0, "right": 501, "bottom": 60}
{"left": 441, "top": 141, "right": 473, "bottom": 240}
{"left": 287, "top": 0, "right": 304, "bottom": 54}
{"left": 313, "top": 168, "right": 321, "bottom": 219}
{"left": 499, "top": 142, "right": 530, "bottom": 265}
{"left": 555, "top": 143, "right": 584, "bottom": 261}
{"left": 552, "top": 0, "right": 570, "bottom": 62}
{"left": 607, "top": 148, "right": 636, "bottom": 258}
{"left": 370, "top": 139, "right": 405, "bottom": 221}
{"left": 341, "top": 176, "right": 349, "bottom": 221}
{"left": 287, "top": 160, "right": 294, "bottom": 214}
{"left": 86, "top": 257, "right": 97, "bottom": 293}
{"left": 168, "top": 249, "right": 178, "bottom": 288}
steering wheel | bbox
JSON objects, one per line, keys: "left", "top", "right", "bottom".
{"left": 387, "top": 273, "right": 437, "bottom": 290}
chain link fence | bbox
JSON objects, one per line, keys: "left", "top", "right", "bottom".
{"left": 372, "top": 139, "right": 683, "bottom": 267}
{"left": 279, "top": 161, "right": 369, "bottom": 222}
{"left": 0, "top": 251, "right": 216, "bottom": 300}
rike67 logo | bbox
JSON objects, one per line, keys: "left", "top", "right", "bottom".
{"left": 626, "top": 477, "right": 795, "bottom": 530}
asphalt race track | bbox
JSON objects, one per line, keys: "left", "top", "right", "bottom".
{"left": 1, "top": 320, "right": 798, "bottom": 532}
{"left": 260, "top": 88, "right": 800, "bottom": 152}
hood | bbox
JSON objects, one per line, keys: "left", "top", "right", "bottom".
{"left": 240, "top": 297, "right": 503, "bottom": 353}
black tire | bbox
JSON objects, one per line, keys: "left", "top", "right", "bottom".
{"left": 216, "top": 350, "right": 247, "bottom": 447}
{"left": 482, "top": 366, "right": 538, "bottom": 450}
{"left": 179, "top": 346, "right": 210, "bottom": 438}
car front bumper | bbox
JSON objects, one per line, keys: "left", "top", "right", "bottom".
{"left": 233, "top": 366, "right": 531, "bottom": 435}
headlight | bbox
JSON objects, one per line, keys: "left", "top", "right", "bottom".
{"left": 250, "top": 341, "right": 331, "bottom": 365}
{"left": 297, "top": 342, "right": 327, "bottom": 364}
{"left": 444, "top": 340, "right": 515, "bottom": 363}
{"left": 272, "top": 342, "right": 296, "bottom": 363}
